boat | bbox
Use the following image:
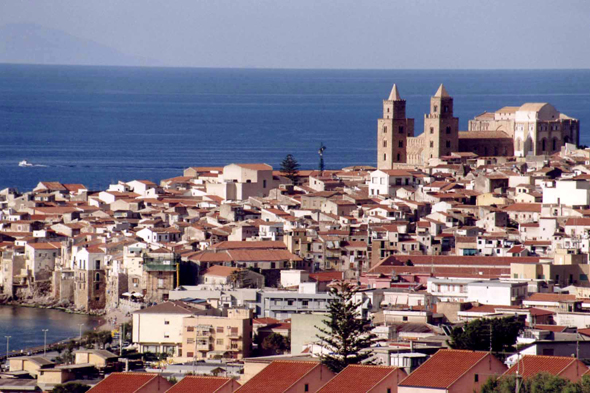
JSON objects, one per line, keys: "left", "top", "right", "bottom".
{"left": 19, "top": 160, "right": 33, "bottom": 167}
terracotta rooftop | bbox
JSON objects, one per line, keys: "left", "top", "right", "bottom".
{"left": 236, "top": 361, "right": 320, "bottom": 393}
{"left": 87, "top": 373, "right": 165, "bottom": 393}
{"left": 399, "top": 349, "right": 492, "bottom": 389}
{"left": 165, "top": 376, "right": 237, "bottom": 393}
{"left": 504, "top": 355, "right": 587, "bottom": 379}
{"left": 318, "top": 365, "right": 404, "bottom": 393}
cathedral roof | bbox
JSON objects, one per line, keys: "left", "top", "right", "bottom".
{"left": 388, "top": 84, "right": 401, "bottom": 101}
{"left": 458, "top": 131, "right": 512, "bottom": 140}
{"left": 434, "top": 84, "right": 450, "bottom": 98}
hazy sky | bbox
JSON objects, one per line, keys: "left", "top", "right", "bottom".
{"left": 2, "top": 0, "right": 589, "bottom": 69}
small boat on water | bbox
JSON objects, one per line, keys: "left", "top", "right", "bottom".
{"left": 19, "top": 160, "right": 33, "bottom": 167}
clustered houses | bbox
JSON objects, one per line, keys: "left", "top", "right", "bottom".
{"left": 4, "top": 86, "right": 590, "bottom": 390}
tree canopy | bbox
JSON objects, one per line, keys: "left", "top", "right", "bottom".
{"left": 448, "top": 316, "right": 524, "bottom": 354}
{"left": 316, "top": 282, "right": 377, "bottom": 373}
{"left": 481, "top": 373, "right": 590, "bottom": 393}
{"left": 52, "top": 382, "right": 90, "bottom": 393}
{"left": 261, "top": 332, "right": 290, "bottom": 354}
{"left": 280, "top": 154, "right": 300, "bottom": 185}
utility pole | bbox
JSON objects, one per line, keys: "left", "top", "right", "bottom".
{"left": 119, "top": 324, "right": 123, "bottom": 357}
{"left": 42, "top": 329, "right": 49, "bottom": 357}
{"left": 4, "top": 336, "right": 10, "bottom": 365}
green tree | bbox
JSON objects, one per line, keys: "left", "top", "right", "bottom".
{"left": 261, "top": 333, "right": 290, "bottom": 354}
{"left": 280, "top": 154, "right": 300, "bottom": 185}
{"left": 449, "top": 316, "right": 524, "bottom": 354}
{"left": 316, "top": 282, "right": 378, "bottom": 373}
{"left": 52, "top": 382, "right": 90, "bottom": 393}
{"left": 481, "top": 373, "right": 580, "bottom": 393}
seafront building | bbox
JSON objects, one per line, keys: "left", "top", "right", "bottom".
{"left": 3, "top": 82, "right": 590, "bottom": 391}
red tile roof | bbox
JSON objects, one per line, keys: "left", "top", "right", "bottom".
{"left": 399, "top": 349, "right": 491, "bottom": 389}
{"left": 236, "top": 361, "right": 319, "bottom": 393}
{"left": 165, "top": 376, "right": 236, "bottom": 393}
{"left": 504, "top": 355, "right": 587, "bottom": 379}
{"left": 88, "top": 373, "right": 164, "bottom": 393}
{"left": 317, "top": 365, "right": 403, "bottom": 393}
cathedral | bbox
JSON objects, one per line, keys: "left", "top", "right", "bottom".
{"left": 377, "top": 84, "right": 580, "bottom": 169}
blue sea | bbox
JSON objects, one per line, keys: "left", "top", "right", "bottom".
{"left": 1, "top": 65, "right": 589, "bottom": 191}
{"left": 0, "top": 306, "right": 101, "bottom": 355}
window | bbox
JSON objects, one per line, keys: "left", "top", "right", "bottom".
{"left": 263, "top": 180, "right": 267, "bottom": 188}
{"left": 433, "top": 105, "right": 438, "bottom": 113}
{"left": 305, "top": 384, "right": 309, "bottom": 392}
{"left": 429, "top": 141, "right": 434, "bottom": 148}
{"left": 430, "top": 127, "right": 434, "bottom": 134}
{"left": 399, "top": 126, "right": 404, "bottom": 134}
{"left": 444, "top": 105, "right": 449, "bottom": 113}
{"left": 446, "top": 141, "right": 451, "bottom": 148}
{"left": 187, "top": 326, "right": 194, "bottom": 332}
{"left": 383, "top": 154, "right": 386, "bottom": 161}
{"left": 217, "top": 326, "right": 224, "bottom": 333}
{"left": 216, "top": 339, "right": 224, "bottom": 345}
{"left": 95, "top": 272, "right": 100, "bottom": 281}
{"left": 446, "top": 126, "right": 451, "bottom": 134}
{"left": 383, "top": 126, "right": 387, "bottom": 133}
{"left": 287, "top": 300, "right": 294, "bottom": 306}
{"left": 474, "top": 374, "right": 479, "bottom": 382}
{"left": 581, "top": 274, "right": 588, "bottom": 281}
{"left": 186, "top": 352, "right": 194, "bottom": 358}
{"left": 95, "top": 283, "right": 100, "bottom": 291}
{"left": 402, "top": 316, "right": 408, "bottom": 321}
{"left": 164, "top": 321, "right": 170, "bottom": 325}
{"left": 302, "top": 300, "right": 309, "bottom": 307}
{"left": 398, "top": 141, "right": 403, "bottom": 148}
{"left": 158, "top": 278, "right": 165, "bottom": 289}
{"left": 397, "top": 153, "right": 401, "bottom": 162}
{"left": 95, "top": 260, "right": 100, "bottom": 269}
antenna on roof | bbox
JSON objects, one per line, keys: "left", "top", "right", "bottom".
{"left": 318, "top": 143, "right": 327, "bottom": 174}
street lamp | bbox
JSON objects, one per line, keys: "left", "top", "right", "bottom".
{"left": 78, "top": 324, "right": 84, "bottom": 340}
{"left": 4, "top": 336, "right": 11, "bottom": 366}
{"left": 42, "top": 330, "right": 48, "bottom": 357}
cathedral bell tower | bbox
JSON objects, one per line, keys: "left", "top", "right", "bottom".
{"left": 377, "top": 84, "right": 414, "bottom": 169}
{"left": 422, "top": 84, "right": 459, "bottom": 161}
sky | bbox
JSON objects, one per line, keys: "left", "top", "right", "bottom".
{"left": 1, "top": 0, "right": 589, "bottom": 69}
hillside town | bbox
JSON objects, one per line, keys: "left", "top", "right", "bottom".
{"left": 3, "top": 85, "right": 590, "bottom": 392}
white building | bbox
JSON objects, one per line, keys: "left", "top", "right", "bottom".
{"left": 543, "top": 179, "right": 590, "bottom": 207}
{"left": 368, "top": 170, "right": 415, "bottom": 196}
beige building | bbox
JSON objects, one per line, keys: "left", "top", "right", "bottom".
{"left": 469, "top": 103, "right": 579, "bottom": 157}
{"left": 180, "top": 308, "right": 253, "bottom": 361}
{"left": 206, "top": 163, "right": 283, "bottom": 201}
{"left": 377, "top": 84, "right": 579, "bottom": 168}
{"left": 132, "top": 300, "right": 219, "bottom": 356}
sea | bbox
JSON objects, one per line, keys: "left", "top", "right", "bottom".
{"left": 0, "top": 65, "right": 590, "bottom": 191}
{"left": 0, "top": 305, "right": 101, "bottom": 355}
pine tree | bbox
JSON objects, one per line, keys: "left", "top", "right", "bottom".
{"left": 316, "top": 282, "right": 378, "bottom": 373}
{"left": 280, "top": 154, "right": 300, "bottom": 185}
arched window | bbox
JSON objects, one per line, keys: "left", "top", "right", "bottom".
{"left": 383, "top": 140, "right": 387, "bottom": 148}
{"left": 542, "top": 139, "right": 546, "bottom": 151}
{"left": 552, "top": 138, "right": 557, "bottom": 151}
{"left": 397, "top": 153, "right": 401, "bottom": 162}
{"left": 95, "top": 272, "right": 100, "bottom": 281}
{"left": 446, "top": 126, "right": 451, "bottom": 134}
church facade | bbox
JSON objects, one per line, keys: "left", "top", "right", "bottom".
{"left": 377, "top": 84, "right": 580, "bottom": 169}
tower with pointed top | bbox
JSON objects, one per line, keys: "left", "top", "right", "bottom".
{"left": 377, "top": 84, "right": 414, "bottom": 169}
{"left": 422, "top": 84, "right": 459, "bottom": 162}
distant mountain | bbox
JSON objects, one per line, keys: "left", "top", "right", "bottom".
{"left": 0, "top": 23, "right": 159, "bottom": 66}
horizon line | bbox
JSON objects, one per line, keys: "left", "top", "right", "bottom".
{"left": 1, "top": 62, "right": 590, "bottom": 72}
